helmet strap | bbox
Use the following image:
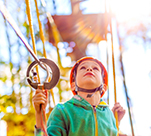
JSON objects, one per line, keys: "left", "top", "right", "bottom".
{"left": 75, "top": 84, "right": 103, "bottom": 98}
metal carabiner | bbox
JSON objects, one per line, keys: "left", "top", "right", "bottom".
{"left": 26, "top": 58, "right": 60, "bottom": 90}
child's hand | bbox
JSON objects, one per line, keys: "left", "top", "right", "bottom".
{"left": 112, "top": 102, "right": 126, "bottom": 125}
{"left": 119, "top": 134, "right": 127, "bottom": 136}
{"left": 32, "top": 89, "right": 48, "bottom": 114}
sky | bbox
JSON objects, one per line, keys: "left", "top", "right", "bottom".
{"left": 0, "top": 0, "right": 151, "bottom": 136}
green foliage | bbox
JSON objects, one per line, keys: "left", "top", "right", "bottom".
{"left": 23, "top": 21, "right": 30, "bottom": 38}
{"left": 0, "top": 1, "right": 71, "bottom": 135}
{"left": 0, "top": 95, "right": 16, "bottom": 113}
{"left": 0, "top": 76, "right": 8, "bottom": 82}
{"left": 2, "top": 109, "right": 35, "bottom": 136}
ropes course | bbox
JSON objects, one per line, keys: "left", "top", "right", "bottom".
{"left": 0, "top": 0, "right": 135, "bottom": 136}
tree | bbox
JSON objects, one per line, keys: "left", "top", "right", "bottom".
{"left": 0, "top": 0, "right": 71, "bottom": 135}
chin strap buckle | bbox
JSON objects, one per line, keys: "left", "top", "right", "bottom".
{"left": 86, "top": 84, "right": 104, "bottom": 98}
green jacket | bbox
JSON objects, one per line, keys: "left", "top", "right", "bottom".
{"left": 46, "top": 95, "right": 118, "bottom": 136}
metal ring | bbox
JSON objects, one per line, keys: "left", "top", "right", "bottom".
{"left": 26, "top": 58, "right": 60, "bottom": 89}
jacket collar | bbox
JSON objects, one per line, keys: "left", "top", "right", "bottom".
{"left": 72, "top": 95, "right": 108, "bottom": 108}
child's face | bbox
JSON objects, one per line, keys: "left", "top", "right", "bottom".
{"left": 76, "top": 60, "right": 103, "bottom": 90}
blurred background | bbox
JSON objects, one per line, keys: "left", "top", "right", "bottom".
{"left": 0, "top": 0, "right": 151, "bottom": 135}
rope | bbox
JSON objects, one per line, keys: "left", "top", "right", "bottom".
{"left": 39, "top": 0, "right": 64, "bottom": 106}
{"left": 46, "top": 12, "right": 62, "bottom": 45}
{"left": 25, "top": 0, "right": 40, "bottom": 83}
{"left": 108, "top": 1, "right": 119, "bottom": 132}
{"left": 34, "top": 0, "right": 47, "bottom": 58}
{"left": 104, "top": 0, "right": 109, "bottom": 105}
{"left": 34, "top": 0, "right": 56, "bottom": 106}
{"left": 25, "top": 1, "right": 59, "bottom": 135}
{"left": 25, "top": 0, "right": 48, "bottom": 135}
{"left": 116, "top": 21, "right": 135, "bottom": 136}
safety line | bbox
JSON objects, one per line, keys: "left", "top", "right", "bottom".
{"left": 116, "top": 20, "right": 135, "bottom": 136}
{"left": 34, "top": 0, "right": 47, "bottom": 58}
{"left": 0, "top": 1, "right": 45, "bottom": 70}
{"left": 34, "top": 0, "right": 56, "bottom": 106}
{"left": 25, "top": 0, "right": 40, "bottom": 83}
{"left": 108, "top": 1, "right": 119, "bottom": 132}
{"left": 104, "top": 0, "right": 110, "bottom": 105}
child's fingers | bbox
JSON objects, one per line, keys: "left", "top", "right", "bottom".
{"left": 33, "top": 90, "right": 47, "bottom": 105}
{"left": 32, "top": 95, "right": 47, "bottom": 111}
{"left": 33, "top": 99, "right": 46, "bottom": 105}
{"left": 33, "top": 94, "right": 47, "bottom": 102}
{"left": 35, "top": 92, "right": 46, "bottom": 98}
{"left": 112, "top": 102, "right": 120, "bottom": 111}
{"left": 32, "top": 89, "right": 48, "bottom": 113}
{"left": 112, "top": 102, "right": 125, "bottom": 113}
{"left": 44, "top": 89, "right": 48, "bottom": 98}
{"left": 34, "top": 89, "right": 47, "bottom": 99}
{"left": 115, "top": 107, "right": 125, "bottom": 114}
{"left": 35, "top": 89, "right": 45, "bottom": 94}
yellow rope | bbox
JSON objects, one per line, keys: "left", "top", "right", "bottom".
{"left": 46, "top": 12, "right": 62, "bottom": 45}
{"left": 34, "top": 0, "right": 47, "bottom": 58}
{"left": 46, "top": 12, "right": 64, "bottom": 106}
{"left": 34, "top": 0, "right": 56, "bottom": 105}
{"left": 108, "top": 1, "right": 119, "bottom": 132}
{"left": 25, "top": 0, "right": 40, "bottom": 83}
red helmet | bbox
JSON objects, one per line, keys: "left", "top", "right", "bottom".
{"left": 70, "top": 56, "right": 108, "bottom": 97}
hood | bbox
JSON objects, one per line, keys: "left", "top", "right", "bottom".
{"left": 67, "top": 95, "right": 108, "bottom": 110}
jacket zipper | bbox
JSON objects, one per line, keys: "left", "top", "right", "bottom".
{"left": 92, "top": 106, "right": 98, "bottom": 136}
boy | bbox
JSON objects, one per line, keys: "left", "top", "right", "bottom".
{"left": 33, "top": 57, "right": 126, "bottom": 136}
